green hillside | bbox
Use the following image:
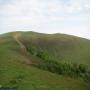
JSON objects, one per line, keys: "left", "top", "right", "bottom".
{"left": 0, "top": 31, "right": 90, "bottom": 90}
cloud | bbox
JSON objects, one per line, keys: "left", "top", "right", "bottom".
{"left": 0, "top": 0, "right": 90, "bottom": 17}
{"left": 0, "top": 0, "right": 90, "bottom": 39}
{"left": 62, "top": 0, "right": 90, "bottom": 13}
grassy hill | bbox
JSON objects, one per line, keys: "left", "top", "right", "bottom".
{"left": 0, "top": 31, "right": 90, "bottom": 90}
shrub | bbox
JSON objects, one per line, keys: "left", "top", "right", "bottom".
{"left": 27, "top": 45, "right": 89, "bottom": 79}
{"left": 79, "top": 64, "right": 88, "bottom": 73}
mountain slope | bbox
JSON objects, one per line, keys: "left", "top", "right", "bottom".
{"left": 19, "top": 31, "right": 90, "bottom": 66}
{"left": 0, "top": 31, "right": 90, "bottom": 90}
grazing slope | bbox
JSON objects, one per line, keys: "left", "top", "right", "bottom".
{"left": 0, "top": 31, "right": 90, "bottom": 90}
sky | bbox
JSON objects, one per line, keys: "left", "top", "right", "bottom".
{"left": 0, "top": 0, "right": 90, "bottom": 39}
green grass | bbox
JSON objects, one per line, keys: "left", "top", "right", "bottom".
{"left": 19, "top": 31, "right": 90, "bottom": 66}
{"left": 0, "top": 31, "right": 90, "bottom": 90}
{"left": 0, "top": 61, "right": 89, "bottom": 90}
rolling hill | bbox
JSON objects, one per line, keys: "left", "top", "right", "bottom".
{"left": 0, "top": 31, "right": 90, "bottom": 90}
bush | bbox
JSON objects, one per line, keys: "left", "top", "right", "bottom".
{"left": 79, "top": 64, "right": 88, "bottom": 73}
{"left": 84, "top": 73, "right": 90, "bottom": 82}
{"left": 27, "top": 44, "right": 38, "bottom": 56}
{"left": 27, "top": 45, "right": 89, "bottom": 79}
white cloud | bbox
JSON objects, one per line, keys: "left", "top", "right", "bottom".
{"left": 0, "top": 0, "right": 90, "bottom": 39}
{"left": 0, "top": 0, "right": 90, "bottom": 16}
{"left": 62, "top": 0, "right": 90, "bottom": 13}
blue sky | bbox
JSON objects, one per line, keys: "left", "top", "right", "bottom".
{"left": 0, "top": 0, "right": 90, "bottom": 39}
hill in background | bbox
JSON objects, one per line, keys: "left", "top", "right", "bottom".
{"left": 0, "top": 31, "right": 90, "bottom": 90}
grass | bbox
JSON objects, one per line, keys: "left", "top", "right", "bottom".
{"left": 0, "top": 62, "right": 89, "bottom": 90}
{"left": 20, "top": 31, "right": 90, "bottom": 66}
{"left": 0, "top": 31, "right": 90, "bottom": 90}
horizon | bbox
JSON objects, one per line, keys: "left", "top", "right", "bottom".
{"left": 0, "top": 0, "right": 90, "bottom": 39}
{"left": 0, "top": 30, "right": 90, "bottom": 40}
